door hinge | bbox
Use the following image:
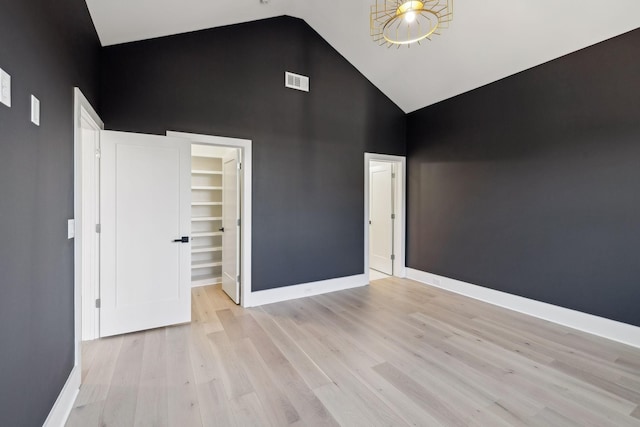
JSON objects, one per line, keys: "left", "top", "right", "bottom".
{"left": 95, "top": 224, "right": 101, "bottom": 233}
{"left": 95, "top": 149, "right": 101, "bottom": 159}
{"left": 238, "top": 162, "right": 242, "bottom": 170}
{"left": 391, "top": 254, "right": 395, "bottom": 261}
{"left": 392, "top": 173, "right": 396, "bottom": 178}
{"left": 237, "top": 218, "right": 241, "bottom": 226}
{"left": 237, "top": 275, "right": 241, "bottom": 283}
{"left": 391, "top": 214, "right": 395, "bottom": 219}
{"left": 95, "top": 298, "right": 101, "bottom": 308}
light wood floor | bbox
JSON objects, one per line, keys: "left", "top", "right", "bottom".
{"left": 67, "top": 277, "right": 640, "bottom": 426}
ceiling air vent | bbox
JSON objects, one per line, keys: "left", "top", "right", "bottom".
{"left": 285, "top": 72, "right": 309, "bottom": 92}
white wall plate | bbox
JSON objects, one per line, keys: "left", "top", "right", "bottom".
{"left": 0, "top": 68, "right": 11, "bottom": 107}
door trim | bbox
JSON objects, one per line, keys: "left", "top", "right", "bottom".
{"left": 364, "top": 153, "right": 406, "bottom": 281}
{"left": 78, "top": 104, "right": 102, "bottom": 342}
{"left": 53, "top": 88, "right": 103, "bottom": 426}
{"left": 73, "top": 87, "right": 103, "bottom": 347}
{"left": 167, "top": 131, "right": 253, "bottom": 307}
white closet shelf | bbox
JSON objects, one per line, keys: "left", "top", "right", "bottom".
{"left": 192, "top": 216, "right": 223, "bottom": 222}
{"left": 191, "top": 201, "right": 223, "bottom": 206}
{"left": 191, "top": 153, "right": 223, "bottom": 288}
{"left": 191, "top": 170, "right": 223, "bottom": 175}
{"left": 191, "top": 186, "right": 222, "bottom": 190}
{"left": 191, "top": 231, "right": 223, "bottom": 237}
{"left": 192, "top": 261, "right": 223, "bottom": 269}
{"left": 192, "top": 246, "right": 222, "bottom": 254}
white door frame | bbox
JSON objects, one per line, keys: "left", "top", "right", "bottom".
{"left": 364, "top": 153, "right": 406, "bottom": 280}
{"left": 73, "top": 88, "right": 103, "bottom": 356}
{"left": 46, "top": 88, "right": 104, "bottom": 427}
{"left": 167, "top": 131, "right": 253, "bottom": 308}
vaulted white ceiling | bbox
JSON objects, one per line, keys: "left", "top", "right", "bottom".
{"left": 85, "top": 0, "right": 640, "bottom": 113}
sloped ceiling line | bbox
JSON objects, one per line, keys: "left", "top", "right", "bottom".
{"left": 85, "top": 0, "right": 640, "bottom": 112}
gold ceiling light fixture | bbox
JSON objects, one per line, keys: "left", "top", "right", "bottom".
{"left": 370, "top": 0, "right": 453, "bottom": 47}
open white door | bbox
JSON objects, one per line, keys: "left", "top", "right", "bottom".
{"left": 370, "top": 162, "right": 394, "bottom": 275}
{"left": 221, "top": 150, "right": 240, "bottom": 303}
{"left": 100, "top": 131, "right": 191, "bottom": 337}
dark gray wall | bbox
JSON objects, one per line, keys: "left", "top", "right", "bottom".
{"left": 100, "top": 17, "right": 406, "bottom": 291}
{"left": 407, "top": 29, "right": 640, "bottom": 326}
{"left": 0, "top": 0, "right": 100, "bottom": 425}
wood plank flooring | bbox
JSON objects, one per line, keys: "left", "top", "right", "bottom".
{"left": 67, "top": 277, "right": 640, "bottom": 426}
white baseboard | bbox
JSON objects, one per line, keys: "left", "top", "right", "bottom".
{"left": 43, "top": 364, "right": 80, "bottom": 427}
{"left": 406, "top": 268, "right": 640, "bottom": 349}
{"left": 249, "top": 274, "right": 368, "bottom": 307}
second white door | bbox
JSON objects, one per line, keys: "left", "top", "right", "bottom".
{"left": 221, "top": 150, "right": 240, "bottom": 303}
{"left": 370, "top": 161, "right": 394, "bottom": 275}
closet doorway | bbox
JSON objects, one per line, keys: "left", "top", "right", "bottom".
{"left": 168, "top": 131, "right": 252, "bottom": 308}
{"left": 190, "top": 144, "right": 241, "bottom": 303}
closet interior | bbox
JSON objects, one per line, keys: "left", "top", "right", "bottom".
{"left": 191, "top": 145, "right": 225, "bottom": 287}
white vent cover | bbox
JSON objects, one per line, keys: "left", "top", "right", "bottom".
{"left": 285, "top": 72, "right": 309, "bottom": 92}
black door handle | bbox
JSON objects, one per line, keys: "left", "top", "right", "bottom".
{"left": 173, "top": 236, "right": 189, "bottom": 243}
{"left": 219, "top": 227, "right": 225, "bottom": 232}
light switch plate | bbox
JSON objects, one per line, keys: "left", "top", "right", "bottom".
{"left": 31, "top": 95, "right": 40, "bottom": 125}
{"left": 0, "top": 68, "right": 11, "bottom": 107}
{"left": 67, "top": 219, "right": 75, "bottom": 239}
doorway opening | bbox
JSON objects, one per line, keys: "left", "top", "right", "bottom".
{"left": 364, "top": 153, "right": 406, "bottom": 282}
{"left": 189, "top": 144, "right": 241, "bottom": 304}
{"left": 167, "top": 131, "right": 252, "bottom": 308}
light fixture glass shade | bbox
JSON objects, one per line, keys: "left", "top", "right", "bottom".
{"left": 370, "top": 0, "right": 453, "bottom": 47}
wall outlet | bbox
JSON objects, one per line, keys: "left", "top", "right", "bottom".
{"left": 0, "top": 68, "right": 11, "bottom": 107}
